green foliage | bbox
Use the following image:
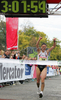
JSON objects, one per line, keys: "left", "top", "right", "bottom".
{"left": 19, "top": 26, "right": 61, "bottom": 60}
{"left": 29, "top": 50, "right": 37, "bottom": 58}
{"left": 0, "top": 18, "right": 61, "bottom": 60}
{"left": 19, "top": 32, "right": 29, "bottom": 50}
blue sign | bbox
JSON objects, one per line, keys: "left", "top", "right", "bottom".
{"left": 47, "top": 67, "right": 49, "bottom": 74}
{"left": 25, "top": 64, "right": 31, "bottom": 75}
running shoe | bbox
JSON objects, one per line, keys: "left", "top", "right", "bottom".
{"left": 37, "top": 88, "right": 40, "bottom": 94}
{"left": 39, "top": 91, "right": 43, "bottom": 98}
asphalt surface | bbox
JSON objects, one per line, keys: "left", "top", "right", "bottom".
{"left": 0, "top": 75, "right": 61, "bottom": 100}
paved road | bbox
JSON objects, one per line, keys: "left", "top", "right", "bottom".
{"left": 0, "top": 75, "right": 61, "bottom": 100}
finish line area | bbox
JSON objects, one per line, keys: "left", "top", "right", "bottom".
{"left": 0, "top": 58, "right": 60, "bottom": 83}
{"left": 0, "top": 58, "right": 61, "bottom": 100}
{"left": 0, "top": 75, "right": 61, "bottom": 100}
{"left": 0, "top": 0, "right": 61, "bottom": 100}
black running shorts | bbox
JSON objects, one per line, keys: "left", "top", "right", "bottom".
{"left": 37, "top": 65, "right": 46, "bottom": 72}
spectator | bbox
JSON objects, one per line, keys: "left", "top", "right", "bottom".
{"left": 8, "top": 50, "right": 11, "bottom": 57}
{"left": 22, "top": 54, "right": 26, "bottom": 60}
{"left": 1, "top": 50, "right": 5, "bottom": 58}
{"left": 16, "top": 52, "right": 21, "bottom": 59}
{"left": 4, "top": 50, "right": 10, "bottom": 58}
{"left": 32, "top": 57, "right": 35, "bottom": 60}
{"left": 24, "top": 56, "right": 28, "bottom": 60}
{"left": 28, "top": 57, "right": 32, "bottom": 60}
{"left": 34, "top": 57, "right": 37, "bottom": 60}
{"left": 10, "top": 54, "right": 13, "bottom": 59}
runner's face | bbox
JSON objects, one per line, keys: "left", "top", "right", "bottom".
{"left": 41, "top": 45, "right": 46, "bottom": 51}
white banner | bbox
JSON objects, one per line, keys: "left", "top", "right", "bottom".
{"left": 0, "top": 58, "right": 60, "bottom": 66}
{"left": 20, "top": 59, "right": 60, "bottom": 66}
{"left": 0, "top": 59, "right": 25, "bottom": 83}
{"left": 0, "top": 58, "right": 60, "bottom": 83}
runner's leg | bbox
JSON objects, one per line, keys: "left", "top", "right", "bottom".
{"left": 41, "top": 67, "right": 47, "bottom": 91}
{"left": 36, "top": 67, "right": 41, "bottom": 94}
{"left": 39, "top": 67, "right": 47, "bottom": 98}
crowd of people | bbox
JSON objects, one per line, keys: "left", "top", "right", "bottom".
{"left": 0, "top": 49, "right": 37, "bottom": 60}
{"left": 0, "top": 49, "right": 37, "bottom": 87}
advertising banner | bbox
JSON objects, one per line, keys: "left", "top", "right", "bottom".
{"left": 6, "top": 18, "right": 18, "bottom": 50}
{"left": 0, "top": 59, "right": 25, "bottom": 83}
{"left": 47, "top": 67, "right": 49, "bottom": 74}
{"left": 25, "top": 64, "right": 32, "bottom": 79}
{"left": 32, "top": 65, "right": 36, "bottom": 79}
{"left": 0, "top": 59, "right": 59, "bottom": 83}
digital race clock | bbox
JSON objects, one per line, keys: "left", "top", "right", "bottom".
{"left": 0, "top": 0, "right": 48, "bottom": 17}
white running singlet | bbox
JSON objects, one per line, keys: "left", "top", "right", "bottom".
{"left": 38, "top": 50, "right": 48, "bottom": 61}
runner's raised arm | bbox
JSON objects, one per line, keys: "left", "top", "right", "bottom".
{"left": 36, "top": 37, "right": 42, "bottom": 53}
{"left": 47, "top": 38, "right": 56, "bottom": 54}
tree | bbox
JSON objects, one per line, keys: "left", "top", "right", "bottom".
{"left": 19, "top": 32, "right": 29, "bottom": 50}
{"left": 29, "top": 36, "right": 37, "bottom": 47}
{"left": 0, "top": 21, "right": 6, "bottom": 50}
{"left": 19, "top": 25, "right": 61, "bottom": 60}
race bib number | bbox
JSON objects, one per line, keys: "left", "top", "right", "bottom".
{"left": 39, "top": 56, "right": 47, "bottom": 61}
